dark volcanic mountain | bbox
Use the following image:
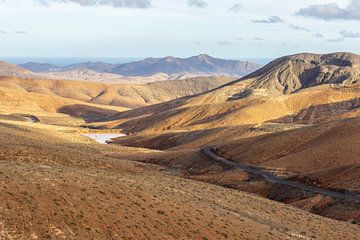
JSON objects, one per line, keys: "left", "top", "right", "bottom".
{"left": 18, "top": 62, "right": 60, "bottom": 73}
{"left": 111, "top": 54, "right": 262, "bottom": 76}
{"left": 62, "top": 62, "right": 116, "bottom": 72}
{"left": 18, "top": 54, "right": 263, "bottom": 77}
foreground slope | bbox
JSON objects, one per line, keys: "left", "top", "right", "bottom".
{"left": 0, "top": 120, "right": 359, "bottom": 239}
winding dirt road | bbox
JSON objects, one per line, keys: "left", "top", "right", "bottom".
{"left": 202, "top": 147, "right": 360, "bottom": 203}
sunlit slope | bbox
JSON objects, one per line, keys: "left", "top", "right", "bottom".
{"left": 108, "top": 53, "right": 360, "bottom": 132}
{"left": 0, "top": 76, "right": 232, "bottom": 109}
{"left": 107, "top": 83, "right": 360, "bottom": 132}
{"left": 0, "top": 85, "right": 127, "bottom": 125}
{"left": 0, "top": 61, "right": 33, "bottom": 77}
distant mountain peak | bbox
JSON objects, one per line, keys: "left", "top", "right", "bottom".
{"left": 195, "top": 54, "right": 212, "bottom": 60}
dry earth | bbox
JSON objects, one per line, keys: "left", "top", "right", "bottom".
{"left": 1, "top": 121, "right": 359, "bottom": 239}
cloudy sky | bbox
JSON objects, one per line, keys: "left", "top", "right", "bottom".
{"left": 0, "top": 0, "right": 359, "bottom": 59}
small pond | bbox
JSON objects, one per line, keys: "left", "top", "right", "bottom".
{"left": 82, "top": 134, "right": 126, "bottom": 144}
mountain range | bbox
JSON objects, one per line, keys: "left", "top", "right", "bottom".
{"left": 19, "top": 54, "right": 262, "bottom": 78}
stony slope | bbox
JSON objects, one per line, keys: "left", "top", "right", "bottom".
{"left": 0, "top": 118, "right": 359, "bottom": 239}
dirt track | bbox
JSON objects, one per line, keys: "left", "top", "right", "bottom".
{"left": 202, "top": 147, "right": 360, "bottom": 203}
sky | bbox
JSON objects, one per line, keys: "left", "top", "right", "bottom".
{"left": 0, "top": 0, "right": 360, "bottom": 59}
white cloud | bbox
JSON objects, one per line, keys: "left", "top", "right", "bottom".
{"left": 340, "top": 30, "right": 360, "bottom": 38}
{"left": 187, "top": 0, "right": 207, "bottom": 8}
{"left": 252, "top": 16, "right": 283, "bottom": 24}
{"left": 313, "top": 33, "right": 324, "bottom": 38}
{"left": 14, "top": 30, "right": 27, "bottom": 34}
{"left": 297, "top": 0, "right": 360, "bottom": 20}
{"left": 228, "top": 3, "right": 242, "bottom": 13}
{"left": 289, "top": 24, "right": 309, "bottom": 32}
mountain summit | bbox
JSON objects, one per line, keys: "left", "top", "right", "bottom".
{"left": 242, "top": 52, "right": 360, "bottom": 94}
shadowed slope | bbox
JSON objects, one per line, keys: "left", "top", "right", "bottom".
{"left": 215, "top": 117, "right": 360, "bottom": 191}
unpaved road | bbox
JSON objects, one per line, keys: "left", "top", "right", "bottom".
{"left": 202, "top": 147, "right": 360, "bottom": 203}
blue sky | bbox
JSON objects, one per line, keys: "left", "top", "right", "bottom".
{"left": 0, "top": 0, "right": 360, "bottom": 59}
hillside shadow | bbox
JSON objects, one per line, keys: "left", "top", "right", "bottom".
{"left": 270, "top": 98, "right": 360, "bottom": 124}
{"left": 57, "top": 104, "right": 120, "bottom": 123}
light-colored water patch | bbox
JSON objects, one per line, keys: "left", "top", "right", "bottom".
{"left": 82, "top": 134, "right": 126, "bottom": 144}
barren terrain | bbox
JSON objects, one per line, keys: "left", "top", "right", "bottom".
{"left": 1, "top": 52, "right": 360, "bottom": 238}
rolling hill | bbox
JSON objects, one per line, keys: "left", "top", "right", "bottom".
{"left": 0, "top": 61, "right": 35, "bottom": 77}
{"left": 0, "top": 76, "right": 233, "bottom": 110}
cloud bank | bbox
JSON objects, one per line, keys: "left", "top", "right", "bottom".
{"left": 340, "top": 30, "right": 360, "bottom": 38}
{"left": 36, "top": 0, "right": 152, "bottom": 8}
{"left": 297, "top": 0, "right": 360, "bottom": 20}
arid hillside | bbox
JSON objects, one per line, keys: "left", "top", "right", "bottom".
{"left": 0, "top": 61, "right": 35, "bottom": 77}
{"left": 0, "top": 119, "right": 359, "bottom": 239}
{"left": 216, "top": 117, "right": 360, "bottom": 191}
{"left": 241, "top": 52, "right": 360, "bottom": 94}
{"left": 106, "top": 52, "right": 360, "bottom": 132}
{"left": 0, "top": 76, "right": 232, "bottom": 110}
{"left": 2, "top": 53, "right": 360, "bottom": 238}
{"left": 105, "top": 53, "right": 360, "bottom": 224}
